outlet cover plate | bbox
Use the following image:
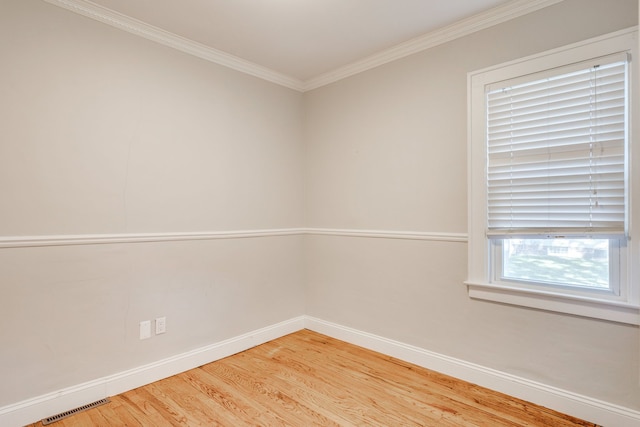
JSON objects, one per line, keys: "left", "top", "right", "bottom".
{"left": 139, "top": 320, "right": 151, "bottom": 340}
{"left": 155, "top": 317, "right": 166, "bottom": 334}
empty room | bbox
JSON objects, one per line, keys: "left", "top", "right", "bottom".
{"left": 1, "top": 0, "right": 639, "bottom": 425}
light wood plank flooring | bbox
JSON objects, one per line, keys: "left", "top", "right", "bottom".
{"left": 27, "top": 329, "right": 600, "bottom": 426}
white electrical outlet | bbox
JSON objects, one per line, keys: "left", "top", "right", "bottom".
{"left": 139, "top": 320, "right": 151, "bottom": 340}
{"left": 155, "top": 316, "right": 166, "bottom": 335}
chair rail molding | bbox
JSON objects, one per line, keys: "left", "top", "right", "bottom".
{"left": 0, "top": 228, "right": 468, "bottom": 248}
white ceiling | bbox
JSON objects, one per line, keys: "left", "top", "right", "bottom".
{"left": 83, "top": 0, "right": 512, "bottom": 81}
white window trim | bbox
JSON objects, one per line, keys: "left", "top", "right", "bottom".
{"left": 466, "top": 27, "right": 640, "bottom": 325}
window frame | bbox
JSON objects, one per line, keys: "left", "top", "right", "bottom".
{"left": 466, "top": 28, "right": 639, "bottom": 325}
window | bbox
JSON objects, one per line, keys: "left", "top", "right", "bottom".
{"left": 467, "top": 29, "right": 639, "bottom": 325}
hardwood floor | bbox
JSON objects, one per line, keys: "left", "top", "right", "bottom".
{"left": 27, "top": 330, "right": 599, "bottom": 426}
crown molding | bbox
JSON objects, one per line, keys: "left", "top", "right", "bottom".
{"left": 42, "top": 0, "right": 563, "bottom": 92}
{"left": 302, "top": 0, "right": 565, "bottom": 91}
{"left": 41, "top": 0, "right": 305, "bottom": 91}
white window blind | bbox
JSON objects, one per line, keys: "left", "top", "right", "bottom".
{"left": 486, "top": 53, "right": 628, "bottom": 237}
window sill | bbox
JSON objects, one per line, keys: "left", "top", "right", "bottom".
{"left": 465, "top": 281, "right": 639, "bottom": 325}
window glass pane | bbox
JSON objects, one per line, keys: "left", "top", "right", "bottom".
{"left": 502, "top": 239, "right": 610, "bottom": 290}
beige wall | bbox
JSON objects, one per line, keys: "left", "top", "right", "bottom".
{"left": 304, "top": 0, "right": 640, "bottom": 409}
{"left": 0, "top": 0, "right": 305, "bottom": 406}
{"left": 1, "top": 1, "right": 304, "bottom": 235}
{"left": 1, "top": 0, "right": 639, "bottom": 415}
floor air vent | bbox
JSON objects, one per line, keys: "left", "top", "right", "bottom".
{"left": 42, "top": 398, "right": 110, "bottom": 425}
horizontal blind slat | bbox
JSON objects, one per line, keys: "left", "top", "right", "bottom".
{"left": 486, "top": 58, "right": 627, "bottom": 234}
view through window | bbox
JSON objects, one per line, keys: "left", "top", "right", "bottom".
{"left": 501, "top": 238, "right": 609, "bottom": 290}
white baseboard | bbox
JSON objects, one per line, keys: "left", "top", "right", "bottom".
{"left": 3, "top": 315, "right": 638, "bottom": 427}
{"left": 303, "top": 316, "right": 640, "bottom": 427}
{"left": 0, "top": 316, "right": 305, "bottom": 427}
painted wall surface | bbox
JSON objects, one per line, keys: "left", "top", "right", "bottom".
{"left": 1, "top": 0, "right": 639, "bottom": 416}
{"left": 304, "top": 0, "right": 640, "bottom": 410}
{"left": 0, "top": 0, "right": 304, "bottom": 406}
